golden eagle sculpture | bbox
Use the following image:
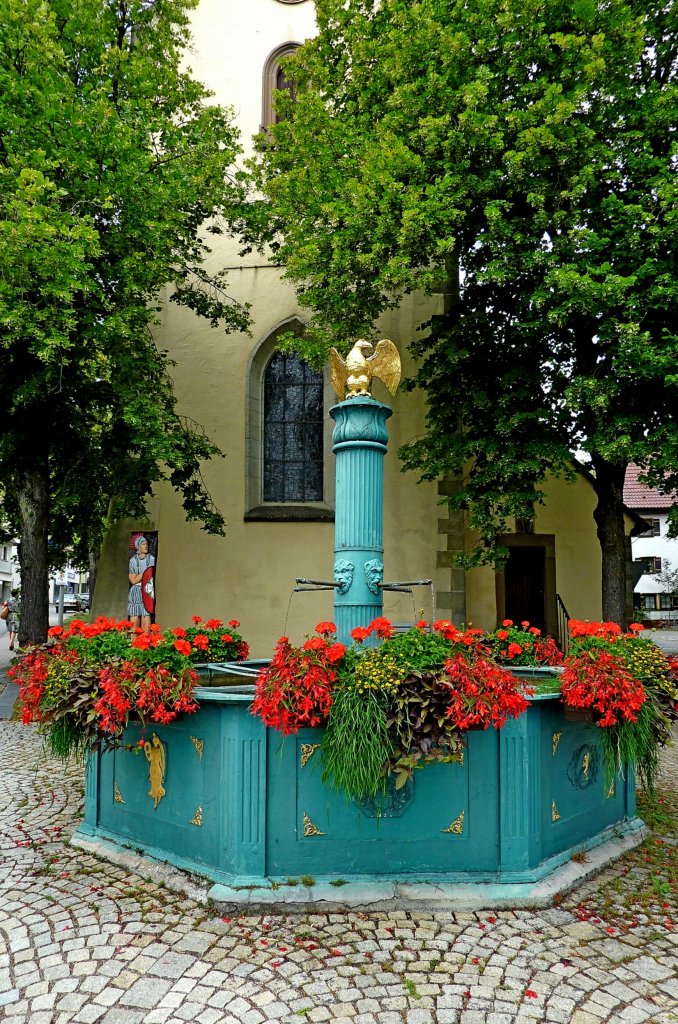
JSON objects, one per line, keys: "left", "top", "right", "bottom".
{"left": 330, "top": 339, "right": 401, "bottom": 400}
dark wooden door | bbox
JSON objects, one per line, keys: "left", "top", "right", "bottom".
{"left": 504, "top": 546, "right": 546, "bottom": 632}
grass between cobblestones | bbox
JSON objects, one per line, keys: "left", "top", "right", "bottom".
{"left": 557, "top": 788, "right": 678, "bottom": 937}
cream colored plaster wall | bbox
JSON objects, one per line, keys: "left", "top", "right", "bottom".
{"left": 465, "top": 472, "right": 604, "bottom": 632}
{"left": 190, "top": 0, "right": 317, "bottom": 156}
{"left": 118, "top": 284, "right": 440, "bottom": 656}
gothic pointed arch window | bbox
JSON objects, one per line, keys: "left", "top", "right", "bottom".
{"left": 262, "top": 43, "right": 301, "bottom": 128}
{"left": 246, "top": 319, "right": 334, "bottom": 521}
{"left": 263, "top": 351, "right": 323, "bottom": 502}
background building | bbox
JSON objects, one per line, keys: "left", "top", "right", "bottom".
{"left": 0, "top": 539, "right": 20, "bottom": 603}
{"left": 625, "top": 465, "right": 678, "bottom": 625}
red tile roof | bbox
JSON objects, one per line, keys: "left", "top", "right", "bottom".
{"left": 623, "top": 464, "right": 676, "bottom": 510}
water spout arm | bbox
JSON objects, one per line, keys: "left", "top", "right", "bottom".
{"left": 295, "top": 578, "right": 341, "bottom": 588}
{"left": 378, "top": 579, "right": 433, "bottom": 588}
{"left": 293, "top": 585, "right": 336, "bottom": 592}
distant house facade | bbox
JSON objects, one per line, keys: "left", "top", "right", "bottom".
{"left": 0, "top": 539, "right": 20, "bottom": 603}
{"left": 624, "top": 465, "right": 678, "bottom": 624}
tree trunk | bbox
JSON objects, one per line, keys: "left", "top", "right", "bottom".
{"left": 15, "top": 462, "right": 50, "bottom": 646}
{"left": 591, "top": 455, "right": 628, "bottom": 628}
{"left": 88, "top": 543, "right": 100, "bottom": 614}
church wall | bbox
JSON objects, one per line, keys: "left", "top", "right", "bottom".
{"left": 465, "top": 472, "right": 606, "bottom": 632}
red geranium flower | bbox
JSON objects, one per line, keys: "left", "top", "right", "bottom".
{"left": 351, "top": 627, "right": 370, "bottom": 643}
{"left": 315, "top": 621, "right": 337, "bottom": 636}
{"left": 369, "top": 616, "right": 393, "bottom": 639}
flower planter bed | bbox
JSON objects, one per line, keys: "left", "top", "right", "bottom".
{"left": 13, "top": 615, "right": 674, "bottom": 903}
{"left": 77, "top": 670, "right": 640, "bottom": 892}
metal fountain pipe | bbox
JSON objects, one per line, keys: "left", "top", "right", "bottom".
{"left": 378, "top": 579, "right": 433, "bottom": 587}
{"left": 330, "top": 395, "right": 392, "bottom": 646}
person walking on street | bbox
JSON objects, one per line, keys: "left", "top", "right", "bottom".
{"left": 6, "top": 589, "right": 20, "bottom": 651}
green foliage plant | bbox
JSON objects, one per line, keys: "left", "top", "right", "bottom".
{"left": 0, "top": 0, "right": 251, "bottom": 644}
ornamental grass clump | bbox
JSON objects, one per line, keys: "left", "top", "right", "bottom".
{"left": 561, "top": 620, "right": 678, "bottom": 790}
{"left": 12, "top": 614, "right": 249, "bottom": 760}
{"left": 320, "top": 669, "right": 394, "bottom": 801}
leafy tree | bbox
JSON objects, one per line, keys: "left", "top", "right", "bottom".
{"left": 249, "top": 0, "right": 677, "bottom": 627}
{"left": 0, "top": 0, "right": 249, "bottom": 643}
{"left": 653, "top": 559, "right": 678, "bottom": 611}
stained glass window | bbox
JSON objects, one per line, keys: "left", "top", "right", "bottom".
{"left": 263, "top": 352, "right": 323, "bottom": 502}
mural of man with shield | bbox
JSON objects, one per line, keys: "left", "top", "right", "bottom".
{"left": 128, "top": 533, "right": 157, "bottom": 629}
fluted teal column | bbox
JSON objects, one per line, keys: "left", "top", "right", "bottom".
{"left": 330, "top": 397, "right": 392, "bottom": 646}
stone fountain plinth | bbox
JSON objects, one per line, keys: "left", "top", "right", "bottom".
{"left": 74, "top": 388, "right": 645, "bottom": 909}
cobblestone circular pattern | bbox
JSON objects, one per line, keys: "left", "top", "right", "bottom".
{"left": 1, "top": 722, "right": 677, "bottom": 1024}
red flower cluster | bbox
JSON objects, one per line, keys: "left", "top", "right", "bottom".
{"left": 486, "top": 619, "right": 564, "bottom": 667}
{"left": 532, "top": 636, "right": 563, "bottom": 666}
{"left": 350, "top": 617, "right": 394, "bottom": 642}
{"left": 561, "top": 649, "right": 647, "bottom": 727}
{"left": 252, "top": 623, "right": 346, "bottom": 734}
{"left": 444, "top": 653, "right": 531, "bottom": 730}
{"left": 569, "top": 620, "right": 623, "bottom": 639}
{"left": 433, "top": 620, "right": 486, "bottom": 647}
{"left": 10, "top": 647, "right": 54, "bottom": 725}
{"left": 12, "top": 614, "right": 237, "bottom": 751}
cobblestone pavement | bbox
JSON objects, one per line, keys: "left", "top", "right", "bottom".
{"left": 0, "top": 723, "right": 677, "bottom": 1024}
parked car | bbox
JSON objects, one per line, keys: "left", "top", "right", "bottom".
{"left": 74, "top": 592, "right": 90, "bottom": 611}
{"left": 55, "top": 592, "right": 79, "bottom": 612}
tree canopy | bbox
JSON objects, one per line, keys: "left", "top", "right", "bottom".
{"left": 0, "top": 0, "right": 249, "bottom": 641}
{"left": 250, "top": 0, "right": 678, "bottom": 625}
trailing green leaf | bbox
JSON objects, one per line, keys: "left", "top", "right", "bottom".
{"left": 320, "top": 684, "right": 393, "bottom": 801}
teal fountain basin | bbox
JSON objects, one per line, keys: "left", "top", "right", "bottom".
{"left": 75, "top": 663, "right": 643, "bottom": 909}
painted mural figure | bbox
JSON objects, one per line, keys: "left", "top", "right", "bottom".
{"left": 144, "top": 733, "right": 166, "bottom": 809}
{"left": 128, "top": 535, "right": 156, "bottom": 630}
